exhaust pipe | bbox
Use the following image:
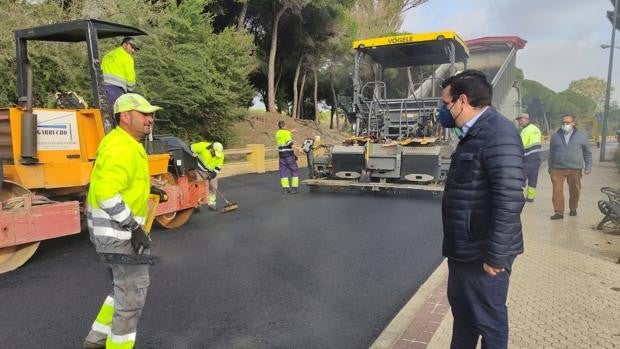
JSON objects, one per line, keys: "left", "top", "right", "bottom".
{"left": 20, "top": 61, "right": 37, "bottom": 165}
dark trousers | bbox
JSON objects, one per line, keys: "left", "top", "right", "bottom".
{"left": 523, "top": 158, "right": 541, "bottom": 188}
{"left": 447, "top": 259, "right": 510, "bottom": 349}
{"left": 278, "top": 155, "right": 299, "bottom": 187}
{"left": 104, "top": 84, "right": 126, "bottom": 111}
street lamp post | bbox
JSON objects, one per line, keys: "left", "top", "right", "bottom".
{"left": 601, "top": 0, "right": 619, "bottom": 161}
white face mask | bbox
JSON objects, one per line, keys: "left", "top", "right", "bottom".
{"left": 561, "top": 124, "right": 573, "bottom": 133}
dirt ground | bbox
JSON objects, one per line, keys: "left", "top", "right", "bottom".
{"left": 228, "top": 110, "right": 349, "bottom": 149}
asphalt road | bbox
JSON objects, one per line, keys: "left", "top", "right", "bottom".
{"left": 0, "top": 173, "right": 444, "bottom": 349}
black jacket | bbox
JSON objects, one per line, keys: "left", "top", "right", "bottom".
{"left": 442, "top": 107, "right": 525, "bottom": 269}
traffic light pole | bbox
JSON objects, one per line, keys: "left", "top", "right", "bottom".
{"left": 601, "top": 0, "right": 618, "bottom": 161}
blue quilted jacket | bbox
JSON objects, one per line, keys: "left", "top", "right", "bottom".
{"left": 442, "top": 107, "right": 525, "bottom": 269}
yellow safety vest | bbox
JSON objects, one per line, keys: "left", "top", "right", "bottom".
{"left": 101, "top": 46, "right": 136, "bottom": 92}
{"left": 87, "top": 127, "right": 149, "bottom": 253}
{"left": 275, "top": 129, "right": 294, "bottom": 158}
{"left": 520, "top": 123, "right": 542, "bottom": 159}
{"left": 191, "top": 142, "right": 225, "bottom": 173}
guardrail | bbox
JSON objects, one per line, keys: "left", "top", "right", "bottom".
{"left": 219, "top": 144, "right": 308, "bottom": 178}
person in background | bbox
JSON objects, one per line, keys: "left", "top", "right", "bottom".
{"left": 548, "top": 114, "right": 592, "bottom": 220}
{"left": 191, "top": 141, "right": 225, "bottom": 210}
{"left": 102, "top": 37, "right": 139, "bottom": 109}
{"left": 275, "top": 120, "right": 301, "bottom": 194}
{"left": 516, "top": 113, "right": 542, "bottom": 202}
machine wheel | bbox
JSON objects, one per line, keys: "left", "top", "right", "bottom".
{"left": 155, "top": 208, "right": 193, "bottom": 229}
{"left": 0, "top": 242, "right": 40, "bottom": 274}
{"left": 0, "top": 181, "right": 40, "bottom": 273}
{"left": 153, "top": 172, "right": 194, "bottom": 229}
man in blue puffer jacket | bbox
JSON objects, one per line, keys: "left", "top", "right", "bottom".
{"left": 440, "top": 70, "right": 525, "bottom": 349}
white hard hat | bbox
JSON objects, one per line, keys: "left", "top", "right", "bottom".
{"left": 212, "top": 142, "right": 224, "bottom": 157}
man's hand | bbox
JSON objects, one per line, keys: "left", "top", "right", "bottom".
{"left": 483, "top": 262, "right": 505, "bottom": 276}
{"left": 130, "top": 226, "right": 150, "bottom": 254}
{"left": 584, "top": 169, "right": 591, "bottom": 175}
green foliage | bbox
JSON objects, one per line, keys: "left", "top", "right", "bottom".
{"left": 568, "top": 77, "right": 608, "bottom": 112}
{"left": 0, "top": 0, "right": 80, "bottom": 106}
{"left": 521, "top": 79, "right": 597, "bottom": 132}
{"left": 138, "top": 1, "right": 256, "bottom": 145}
{"left": 0, "top": 0, "right": 255, "bottom": 145}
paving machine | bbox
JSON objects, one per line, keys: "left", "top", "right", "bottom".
{"left": 0, "top": 20, "right": 210, "bottom": 273}
{"left": 302, "top": 31, "right": 469, "bottom": 191}
{"left": 302, "top": 33, "right": 527, "bottom": 192}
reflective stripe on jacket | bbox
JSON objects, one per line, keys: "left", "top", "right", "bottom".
{"left": 191, "top": 142, "right": 225, "bottom": 172}
{"left": 275, "top": 129, "right": 294, "bottom": 158}
{"left": 87, "top": 127, "right": 149, "bottom": 254}
{"left": 101, "top": 47, "right": 136, "bottom": 92}
{"left": 520, "top": 123, "right": 542, "bottom": 160}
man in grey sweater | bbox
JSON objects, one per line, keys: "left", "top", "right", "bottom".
{"left": 548, "top": 114, "right": 592, "bottom": 220}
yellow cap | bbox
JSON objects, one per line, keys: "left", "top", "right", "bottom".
{"left": 114, "top": 93, "right": 163, "bottom": 114}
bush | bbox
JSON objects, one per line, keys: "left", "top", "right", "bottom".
{"left": 0, "top": 0, "right": 256, "bottom": 146}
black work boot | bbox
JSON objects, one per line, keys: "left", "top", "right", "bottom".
{"left": 550, "top": 213, "right": 564, "bottom": 220}
{"left": 569, "top": 209, "right": 577, "bottom": 216}
{"left": 290, "top": 187, "right": 298, "bottom": 194}
{"left": 83, "top": 340, "right": 105, "bottom": 349}
{"left": 282, "top": 188, "right": 290, "bottom": 194}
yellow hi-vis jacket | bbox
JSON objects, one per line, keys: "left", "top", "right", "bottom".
{"left": 191, "top": 142, "right": 225, "bottom": 174}
{"left": 520, "top": 123, "right": 542, "bottom": 160}
{"left": 87, "top": 127, "right": 149, "bottom": 254}
{"left": 275, "top": 129, "right": 294, "bottom": 158}
{"left": 101, "top": 46, "right": 136, "bottom": 92}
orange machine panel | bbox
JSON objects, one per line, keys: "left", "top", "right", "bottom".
{"left": 6, "top": 107, "right": 105, "bottom": 189}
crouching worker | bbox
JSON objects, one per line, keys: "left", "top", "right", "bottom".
{"left": 191, "top": 141, "right": 225, "bottom": 210}
{"left": 83, "top": 93, "right": 164, "bottom": 349}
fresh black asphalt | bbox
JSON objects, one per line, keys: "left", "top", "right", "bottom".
{"left": 0, "top": 172, "right": 444, "bottom": 349}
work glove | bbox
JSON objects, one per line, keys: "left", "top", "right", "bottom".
{"left": 130, "top": 224, "right": 150, "bottom": 255}
{"left": 207, "top": 170, "right": 217, "bottom": 180}
{"left": 150, "top": 186, "right": 168, "bottom": 202}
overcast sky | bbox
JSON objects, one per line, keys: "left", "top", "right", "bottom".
{"left": 402, "top": 0, "right": 620, "bottom": 103}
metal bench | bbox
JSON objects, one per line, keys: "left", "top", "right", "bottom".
{"left": 596, "top": 187, "right": 620, "bottom": 230}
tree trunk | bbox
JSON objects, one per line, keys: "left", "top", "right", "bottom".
{"left": 313, "top": 68, "right": 319, "bottom": 122}
{"left": 330, "top": 71, "right": 338, "bottom": 130}
{"left": 267, "top": 4, "right": 289, "bottom": 113}
{"left": 297, "top": 70, "right": 307, "bottom": 118}
{"left": 292, "top": 53, "right": 304, "bottom": 118}
{"left": 275, "top": 62, "right": 283, "bottom": 108}
{"left": 237, "top": 1, "right": 248, "bottom": 30}
{"left": 407, "top": 67, "right": 414, "bottom": 97}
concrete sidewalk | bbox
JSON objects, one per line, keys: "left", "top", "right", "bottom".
{"left": 373, "top": 144, "right": 620, "bottom": 349}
